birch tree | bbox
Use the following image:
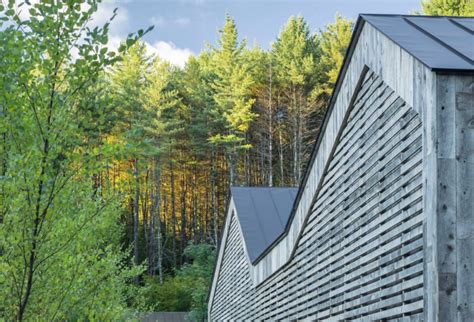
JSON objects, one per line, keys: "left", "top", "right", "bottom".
{"left": 0, "top": 0, "right": 144, "bottom": 319}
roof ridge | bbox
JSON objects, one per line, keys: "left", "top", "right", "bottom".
{"left": 402, "top": 17, "right": 474, "bottom": 65}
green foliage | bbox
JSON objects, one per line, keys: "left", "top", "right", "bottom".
{"left": 179, "top": 244, "right": 216, "bottom": 321}
{"left": 178, "top": 56, "right": 216, "bottom": 157}
{"left": 209, "top": 15, "right": 256, "bottom": 146}
{"left": 312, "top": 14, "right": 353, "bottom": 100}
{"left": 421, "top": 0, "right": 474, "bottom": 15}
{"left": 272, "top": 16, "right": 319, "bottom": 89}
{"left": 270, "top": 15, "right": 323, "bottom": 183}
{"left": 0, "top": 1, "right": 147, "bottom": 320}
{"left": 0, "top": 2, "right": 360, "bottom": 320}
{"left": 141, "top": 275, "right": 193, "bottom": 312}
{"left": 138, "top": 244, "right": 216, "bottom": 320}
{"left": 109, "top": 42, "right": 164, "bottom": 160}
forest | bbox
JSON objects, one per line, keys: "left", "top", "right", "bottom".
{"left": 0, "top": 0, "right": 472, "bottom": 321}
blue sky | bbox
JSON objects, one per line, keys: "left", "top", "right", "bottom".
{"left": 97, "top": 0, "right": 422, "bottom": 66}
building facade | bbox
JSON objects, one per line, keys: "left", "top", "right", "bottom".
{"left": 209, "top": 15, "right": 474, "bottom": 321}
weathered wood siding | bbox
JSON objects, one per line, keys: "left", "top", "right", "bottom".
{"left": 210, "top": 70, "right": 425, "bottom": 320}
{"left": 424, "top": 74, "right": 474, "bottom": 321}
{"left": 210, "top": 212, "right": 256, "bottom": 320}
{"left": 250, "top": 22, "right": 429, "bottom": 286}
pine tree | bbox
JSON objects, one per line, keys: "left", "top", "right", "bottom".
{"left": 313, "top": 14, "right": 353, "bottom": 99}
{"left": 421, "top": 0, "right": 474, "bottom": 15}
{"left": 208, "top": 15, "right": 256, "bottom": 186}
{"left": 272, "top": 16, "right": 319, "bottom": 185}
{"left": 109, "top": 42, "right": 153, "bottom": 281}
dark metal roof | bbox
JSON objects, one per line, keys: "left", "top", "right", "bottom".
{"left": 231, "top": 187, "right": 298, "bottom": 262}
{"left": 361, "top": 14, "right": 474, "bottom": 72}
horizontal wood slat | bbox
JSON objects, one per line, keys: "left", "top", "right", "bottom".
{"left": 210, "top": 70, "right": 424, "bottom": 321}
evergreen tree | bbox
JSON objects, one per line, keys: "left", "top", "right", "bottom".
{"left": 421, "top": 0, "right": 474, "bottom": 15}
{"left": 272, "top": 16, "right": 320, "bottom": 185}
{"left": 1, "top": 3, "right": 367, "bottom": 317}
{"left": 208, "top": 15, "right": 256, "bottom": 186}
{"left": 109, "top": 42, "right": 153, "bottom": 281}
{"left": 144, "top": 58, "right": 183, "bottom": 278}
{"left": 313, "top": 14, "right": 353, "bottom": 99}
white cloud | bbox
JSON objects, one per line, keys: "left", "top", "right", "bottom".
{"left": 150, "top": 16, "right": 166, "bottom": 27}
{"left": 91, "top": 2, "right": 129, "bottom": 36}
{"left": 10, "top": 0, "right": 131, "bottom": 61}
{"left": 174, "top": 17, "right": 190, "bottom": 27}
{"left": 149, "top": 16, "right": 191, "bottom": 28}
{"left": 107, "top": 35, "right": 125, "bottom": 52}
{"left": 12, "top": 1, "right": 192, "bottom": 68}
{"left": 177, "top": 0, "right": 207, "bottom": 4}
{"left": 146, "top": 41, "right": 193, "bottom": 68}
{"left": 101, "top": 38, "right": 193, "bottom": 68}
{"left": 90, "top": 2, "right": 129, "bottom": 55}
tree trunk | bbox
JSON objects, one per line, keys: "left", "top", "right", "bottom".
{"left": 259, "top": 139, "right": 265, "bottom": 186}
{"left": 204, "top": 185, "right": 210, "bottom": 242}
{"left": 268, "top": 61, "right": 273, "bottom": 187}
{"left": 133, "top": 159, "right": 140, "bottom": 284}
{"left": 149, "top": 182, "right": 155, "bottom": 276}
{"left": 211, "top": 149, "right": 218, "bottom": 246}
{"left": 153, "top": 157, "right": 163, "bottom": 284}
{"left": 292, "top": 86, "right": 298, "bottom": 186}
{"left": 244, "top": 135, "right": 250, "bottom": 186}
{"left": 180, "top": 170, "right": 187, "bottom": 264}
{"left": 142, "top": 171, "right": 149, "bottom": 274}
{"left": 192, "top": 164, "right": 198, "bottom": 243}
{"left": 297, "top": 92, "right": 303, "bottom": 184}
{"left": 229, "top": 147, "right": 235, "bottom": 186}
{"left": 169, "top": 159, "right": 177, "bottom": 268}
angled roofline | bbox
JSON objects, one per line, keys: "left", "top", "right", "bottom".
{"left": 252, "top": 13, "right": 474, "bottom": 264}
{"left": 230, "top": 186, "right": 298, "bottom": 262}
{"left": 207, "top": 186, "right": 298, "bottom": 312}
{"left": 357, "top": 13, "right": 474, "bottom": 18}
{"left": 251, "top": 15, "right": 367, "bottom": 264}
{"left": 209, "top": 14, "right": 473, "bottom": 309}
{"left": 207, "top": 190, "right": 232, "bottom": 314}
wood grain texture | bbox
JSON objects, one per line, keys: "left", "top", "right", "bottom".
{"left": 209, "top": 70, "right": 424, "bottom": 320}
{"left": 424, "top": 74, "right": 474, "bottom": 321}
{"left": 248, "top": 23, "right": 430, "bottom": 287}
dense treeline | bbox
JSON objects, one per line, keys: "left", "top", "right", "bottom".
{"left": 102, "top": 13, "right": 352, "bottom": 317}
{"left": 110, "top": 12, "right": 352, "bottom": 279}
{"left": 0, "top": 0, "right": 470, "bottom": 320}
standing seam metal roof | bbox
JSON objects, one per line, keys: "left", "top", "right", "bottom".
{"left": 361, "top": 14, "right": 474, "bottom": 72}
{"left": 230, "top": 187, "right": 298, "bottom": 263}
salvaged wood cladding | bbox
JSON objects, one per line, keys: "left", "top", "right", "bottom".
{"left": 208, "top": 15, "right": 474, "bottom": 321}
{"left": 211, "top": 70, "right": 424, "bottom": 320}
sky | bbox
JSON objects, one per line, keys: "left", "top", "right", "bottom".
{"left": 96, "top": 0, "right": 422, "bottom": 67}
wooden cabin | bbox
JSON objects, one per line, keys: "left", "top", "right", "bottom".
{"left": 208, "top": 14, "right": 474, "bottom": 321}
